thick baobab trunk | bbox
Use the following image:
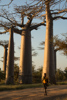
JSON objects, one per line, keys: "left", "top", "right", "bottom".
{"left": 54, "top": 50, "right": 56, "bottom": 73}
{"left": 19, "top": 28, "right": 32, "bottom": 84}
{"left": 42, "top": 4, "right": 55, "bottom": 84}
{"left": 3, "top": 47, "right": 8, "bottom": 72}
{"left": 6, "top": 27, "right": 14, "bottom": 84}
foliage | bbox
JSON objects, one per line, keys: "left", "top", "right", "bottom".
{"left": 55, "top": 68, "right": 67, "bottom": 81}
{"left": 14, "top": 64, "right": 19, "bottom": 82}
{"left": 57, "top": 81, "right": 67, "bottom": 85}
{"left": 53, "top": 33, "right": 67, "bottom": 55}
{"left": 0, "top": 64, "right": 19, "bottom": 83}
{"left": 0, "top": 65, "right": 67, "bottom": 84}
{"left": 64, "top": 67, "right": 67, "bottom": 79}
{"left": 32, "top": 66, "right": 42, "bottom": 83}
{"left": 0, "top": 71, "right": 5, "bottom": 81}
{"left": 0, "top": 83, "right": 43, "bottom": 91}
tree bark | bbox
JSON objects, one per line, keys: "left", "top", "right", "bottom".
{"left": 54, "top": 50, "right": 57, "bottom": 73}
{"left": 42, "top": 4, "right": 55, "bottom": 84}
{"left": 19, "top": 27, "right": 32, "bottom": 84}
{"left": 5, "top": 27, "right": 14, "bottom": 84}
{"left": 3, "top": 47, "right": 8, "bottom": 72}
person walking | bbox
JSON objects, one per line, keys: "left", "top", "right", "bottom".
{"left": 42, "top": 73, "right": 48, "bottom": 95}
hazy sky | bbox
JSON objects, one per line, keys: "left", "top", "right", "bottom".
{"left": 0, "top": 0, "right": 67, "bottom": 71}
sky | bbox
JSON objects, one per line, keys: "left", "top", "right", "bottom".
{"left": 0, "top": 0, "right": 67, "bottom": 71}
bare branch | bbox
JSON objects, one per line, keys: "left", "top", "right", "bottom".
{"left": 26, "top": 15, "right": 33, "bottom": 28}
{"left": 52, "top": 9, "right": 67, "bottom": 15}
{"left": 39, "top": 41, "right": 45, "bottom": 45}
{"left": 0, "top": 40, "right": 8, "bottom": 47}
{"left": 14, "top": 56, "right": 20, "bottom": 61}
{"left": 53, "top": 16, "right": 67, "bottom": 20}
{"left": 38, "top": 47, "right": 44, "bottom": 50}
{"left": 0, "top": 30, "right": 8, "bottom": 34}
{"left": 13, "top": 28, "right": 22, "bottom": 35}
{"left": 54, "top": 47, "right": 61, "bottom": 52}
{"left": 38, "top": 41, "right": 45, "bottom": 50}
{"left": 0, "top": 0, "right": 13, "bottom": 7}
{"left": 0, "top": 60, "right": 3, "bottom": 62}
{"left": 0, "top": 22, "right": 9, "bottom": 30}
{"left": 30, "top": 22, "right": 46, "bottom": 30}
{"left": 32, "top": 52, "right": 38, "bottom": 56}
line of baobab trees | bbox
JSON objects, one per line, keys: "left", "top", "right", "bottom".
{"left": 0, "top": 19, "right": 46, "bottom": 85}
{"left": 0, "top": 26, "right": 60, "bottom": 85}
{"left": 0, "top": 14, "right": 64, "bottom": 85}
{"left": 0, "top": 0, "right": 67, "bottom": 85}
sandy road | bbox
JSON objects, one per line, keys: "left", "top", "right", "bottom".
{"left": 0, "top": 85, "right": 67, "bottom": 100}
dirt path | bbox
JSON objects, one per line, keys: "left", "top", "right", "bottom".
{"left": 0, "top": 85, "right": 67, "bottom": 100}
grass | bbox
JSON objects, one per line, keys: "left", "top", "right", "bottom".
{"left": 0, "top": 83, "right": 43, "bottom": 91}
{"left": 57, "top": 81, "right": 67, "bottom": 85}
{"left": 0, "top": 80, "right": 67, "bottom": 91}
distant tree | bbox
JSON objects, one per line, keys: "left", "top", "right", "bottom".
{"left": 53, "top": 33, "right": 67, "bottom": 56}
{"left": 0, "top": 40, "right": 8, "bottom": 72}
{"left": 55, "top": 69, "right": 65, "bottom": 81}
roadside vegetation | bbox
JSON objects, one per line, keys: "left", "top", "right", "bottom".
{"left": 0, "top": 65, "right": 67, "bottom": 91}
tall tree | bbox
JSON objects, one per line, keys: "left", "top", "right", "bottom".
{"left": 0, "top": 4, "right": 45, "bottom": 84}
{"left": 31, "top": 0, "right": 67, "bottom": 83}
{"left": 14, "top": 6, "right": 45, "bottom": 84}
{"left": 38, "top": 39, "right": 64, "bottom": 82}
{"left": 0, "top": 27, "right": 21, "bottom": 85}
{"left": 0, "top": 41, "right": 8, "bottom": 72}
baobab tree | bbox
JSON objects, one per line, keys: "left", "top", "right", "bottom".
{"left": 0, "top": 40, "right": 8, "bottom": 72}
{"left": 53, "top": 34, "right": 67, "bottom": 56}
{"left": 38, "top": 40, "right": 64, "bottom": 82}
{"left": 53, "top": 33, "right": 67, "bottom": 72}
{"left": 30, "top": 0, "right": 67, "bottom": 83}
{"left": 14, "top": 6, "right": 45, "bottom": 84}
{"left": 0, "top": 4, "right": 45, "bottom": 84}
{"left": 0, "top": 27, "right": 22, "bottom": 85}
